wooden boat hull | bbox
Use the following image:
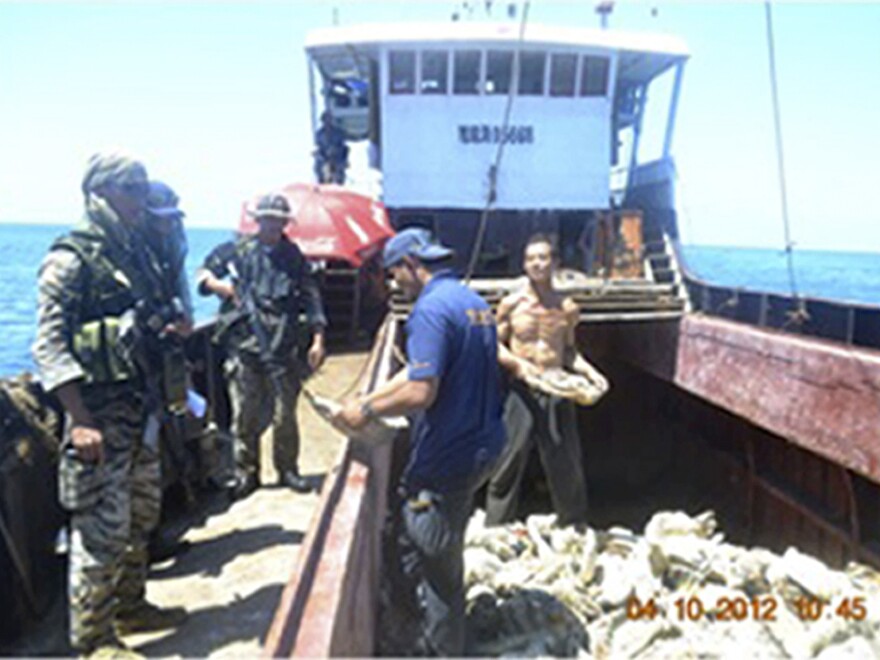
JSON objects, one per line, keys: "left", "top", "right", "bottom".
{"left": 265, "top": 307, "right": 880, "bottom": 656}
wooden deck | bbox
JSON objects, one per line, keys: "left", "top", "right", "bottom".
{"left": 390, "top": 272, "right": 688, "bottom": 322}
{"left": 122, "top": 352, "right": 369, "bottom": 658}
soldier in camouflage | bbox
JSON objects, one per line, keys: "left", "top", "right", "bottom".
{"left": 142, "top": 180, "right": 194, "bottom": 331}
{"left": 196, "top": 193, "right": 327, "bottom": 496}
{"left": 140, "top": 180, "right": 196, "bottom": 482}
{"left": 32, "top": 153, "right": 187, "bottom": 656}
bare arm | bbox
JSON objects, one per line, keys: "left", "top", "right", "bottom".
{"left": 301, "top": 266, "right": 328, "bottom": 371}
{"left": 370, "top": 377, "right": 437, "bottom": 418}
{"left": 562, "top": 297, "right": 608, "bottom": 388}
{"left": 361, "top": 367, "right": 410, "bottom": 403}
{"left": 55, "top": 382, "right": 104, "bottom": 463}
{"left": 563, "top": 299, "right": 583, "bottom": 368}
{"left": 335, "top": 375, "right": 437, "bottom": 431}
{"left": 497, "top": 294, "right": 540, "bottom": 380}
{"left": 495, "top": 295, "right": 518, "bottom": 372}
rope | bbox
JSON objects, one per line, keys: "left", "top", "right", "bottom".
{"left": 764, "top": 1, "right": 800, "bottom": 301}
{"left": 304, "top": 313, "right": 401, "bottom": 402}
{"left": 464, "top": 0, "right": 531, "bottom": 283}
{"left": 781, "top": 296, "right": 811, "bottom": 330}
{"left": 714, "top": 289, "right": 740, "bottom": 314}
{"left": 337, "top": 313, "right": 392, "bottom": 399}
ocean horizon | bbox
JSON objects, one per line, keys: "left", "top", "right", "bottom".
{"left": 1, "top": 223, "right": 878, "bottom": 378}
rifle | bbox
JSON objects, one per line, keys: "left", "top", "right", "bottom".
{"left": 131, "top": 299, "right": 196, "bottom": 505}
{"left": 101, "top": 233, "right": 197, "bottom": 502}
{"left": 228, "top": 263, "right": 288, "bottom": 397}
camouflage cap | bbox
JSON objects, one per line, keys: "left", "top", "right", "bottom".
{"left": 247, "top": 193, "right": 294, "bottom": 221}
{"left": 80, "top": 151, "right": 148, "bottom": 196}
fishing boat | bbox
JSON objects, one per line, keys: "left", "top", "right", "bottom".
{"left": 4, "top": 9, "right": 880, "bottom": 658}
{"left": 256, "top": 17, "right": 880, "bottom": 656}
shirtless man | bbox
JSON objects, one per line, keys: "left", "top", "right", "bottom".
{"left": 485, "top": 233, "right": 607, "bottom": 526}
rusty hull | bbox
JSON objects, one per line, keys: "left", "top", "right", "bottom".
{"left": 266, "top": 312, "right": 880, "bottom": 656}
{"left": 596, "top": 313, "right": 880, "bottom": 485}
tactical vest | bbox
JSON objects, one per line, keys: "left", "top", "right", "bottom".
{"left": 227, "top": 236, "right": 307, "bottom": 358}
{"left": 52, "top": 220, "right": 165, "bottom": 385}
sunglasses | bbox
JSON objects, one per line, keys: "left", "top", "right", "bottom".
{"left": 114, "top": 180, "right": 149, "bottom": 198}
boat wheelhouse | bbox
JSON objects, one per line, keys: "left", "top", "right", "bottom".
{"left": 305, "top": 22, "right": 689, "bottom": 317}
{"left": 259, "top": 19, "right": 880, "bottom": 656}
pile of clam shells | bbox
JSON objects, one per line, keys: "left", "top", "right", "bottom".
{"left": 464, "top": 509, "right": 880, "bottom": 658}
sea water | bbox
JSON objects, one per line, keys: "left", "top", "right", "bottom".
{"left": 1, "top": 223, "right": 878, "bottom": 377}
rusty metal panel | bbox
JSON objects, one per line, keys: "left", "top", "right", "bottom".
{"left": 800, "top": 453, "right": 823, "bottom": 554}
{"left": 674, "top": 315, "right": 880, "bottom": 484}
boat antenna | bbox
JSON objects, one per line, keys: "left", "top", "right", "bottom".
{"left": 596, "top": 1, "right": 614, "bottom": 30}
{"left": 764, "top": 0, "right": 800, "bottom": 302}
{"left": 464, "top": 0, "right": 531, "bottom": 282}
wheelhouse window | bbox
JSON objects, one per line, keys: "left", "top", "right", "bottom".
{"left": 453, "top": 50, "right": 481, "bottom": 95}
{"left": 389, "top": 50, "right": 415, "bottom": 94}
{"left": 580, "top": 55, "right": 610, "bottom": 97}
{"left": 549, "top": 53, "right": 577, "bottom": 97}
{"left": 518, "top": 51, "right": 546, "bottom": 96}
{"left": 420, "top": 50, "right": 448, "bottom": 94}
{"left": 485, "top": 50, "right": 513, "bottom": 95}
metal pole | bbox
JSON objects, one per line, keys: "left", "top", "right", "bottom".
{"left": 662, "top": 63, "right": 685, "bottom": 159}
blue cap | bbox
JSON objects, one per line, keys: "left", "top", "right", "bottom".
{"left": 383, "top": 228, "right": 454, "bottom": 269}
{"left": 146, "top": 180, "right": 184, "bottom": 219}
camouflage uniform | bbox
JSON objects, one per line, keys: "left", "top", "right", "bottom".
{"left": 56, "top": 386, "right": 160, "bottom": 647}
{"left": 141, "top": 181, "right": 195, "bottom": 489}
{"left": 143, "top": 181, "right": 193, "bottom": 323}
{"left": 197, "top": 233, "right": 326, "bottom": 483}
{"left": 32, "top": 154, "right": 167, "bottom": 653}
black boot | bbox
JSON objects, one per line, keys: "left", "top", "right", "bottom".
{"left": 229, "top": 471, "right": 258, "bottom": 500}
{"left": 279, "top": 470, "right": 313, "bottom": 493}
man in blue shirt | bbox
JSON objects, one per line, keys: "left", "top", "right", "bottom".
{"left": 335, "top": 227, "right": 505, "bottom": 655}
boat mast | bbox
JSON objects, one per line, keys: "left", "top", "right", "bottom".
{"left": 764, "top": 0, "right": 800, "bottom": 302}
{"left": 595, "top": 1, "right": 614, "bottom": 30}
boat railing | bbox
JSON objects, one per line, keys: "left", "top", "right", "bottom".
{"left": 671, "top": 239, "right": 880, "bottom": 351}
{"left": 263, "top": 315, "right": 405, "bottom": 657}
{"left": 382, "top": 209, "right": 690, "bottom": 324}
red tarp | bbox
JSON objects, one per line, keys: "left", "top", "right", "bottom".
{"left": 238, "top": 183, "right": 394, "bottom": 268}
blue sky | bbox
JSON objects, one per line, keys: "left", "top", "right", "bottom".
{"left": 1, "top": 1, "right": 878, "bottom": 251}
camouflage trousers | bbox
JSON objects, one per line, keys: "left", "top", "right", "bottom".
{"left": 58, "top": 385, "right": 160, "bottom": 652}
{"left": 225, "top": 352, "right": 302, "bottom": 479}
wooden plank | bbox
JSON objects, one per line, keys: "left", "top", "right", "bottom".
{"left": 465, "top": 280, "right": 676, "bottom": 295}
{"left": 390, "top": 299, "right": 684, "bottom": 313}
